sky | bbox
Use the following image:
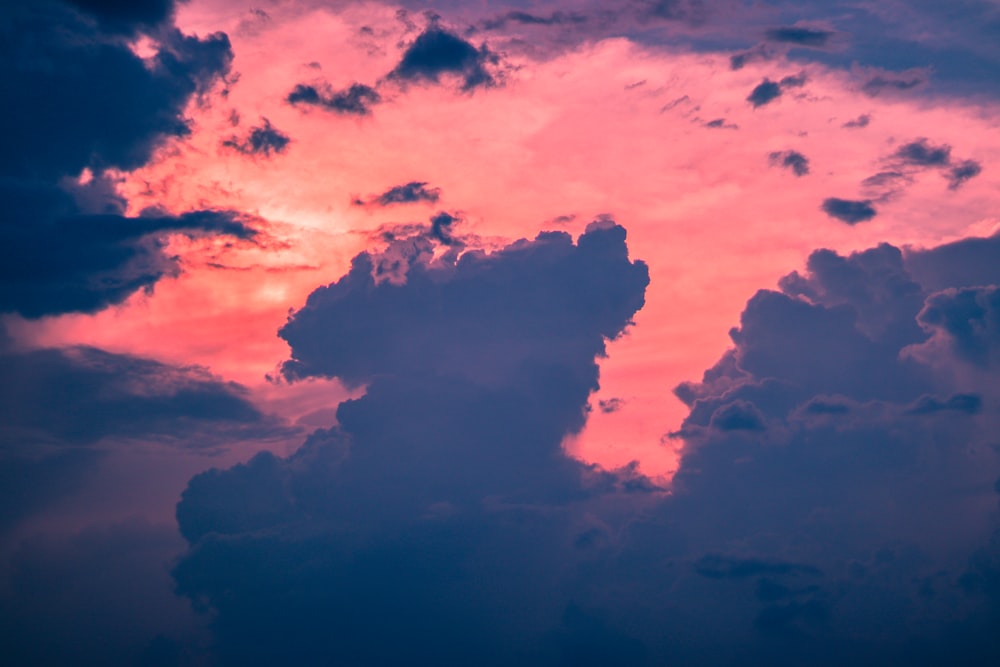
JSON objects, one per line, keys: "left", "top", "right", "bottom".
{"left": 1, "top": 0, "right": 999, "bottom": 665}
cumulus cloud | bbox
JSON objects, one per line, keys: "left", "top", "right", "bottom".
{"left": 169, "top": 220, "right": 1000, "bottom": 665}
{"left": 173, "top": 222, "right": 650, "bottom": 664}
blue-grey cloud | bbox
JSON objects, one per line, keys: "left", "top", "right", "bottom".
{"left": 222, "top": 118, "right": 290, "bottom": 157}
{"left": 173, "top": 222, "right": 650, "bottom": 665}
{"left": 747, "top": 73, "right": 806, "bottom": 108}
{"left": 388, "top": 25, "right": 504, "bottom": 91}
{"left": 768, "top": 150, "right": 810, "bottom": 176}
{"left": 843, "top": 114, "right": 871, "bottom": 128}
{"left": 287, "top": 82, "right": 382, "bottom": 115}
{"left": 821, "top": 197, "right": 876, "bottom": 224}
{"left": 354, "top": 181, "right": 442, "bottom": 207}
{"left": 765, "top": 26, "right": 833, "bottom": 48}
{"left": 948, "top": 160, "right": 983, "bottom": 190}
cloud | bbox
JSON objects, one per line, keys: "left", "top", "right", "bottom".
{"left": 861, "top": 71, "right": 926, "bottom": 96}
{"left": 768, "top": 150, "right": 810, "bottom": 176}
{"left": 286, "top": 82, "right": 382, "bottom": 115}
{"left": 0, "top": 190, "right": 256, "bottom": 318}
{"left": 353, "top": 181, "right": 442, "bottom": 207}
{"left": 893, "top": 139, "right": 952, "bottom": 167}
{"left": 222, "top": 118, "right": 290, "bottom": 157}
{"left": 62, "top": 0, "right": 178, "bottom": 35}
{"left": 747, "top": 74, "right": 806, "bottom": 108}
{"left": 820, "top": 197, "right": 877, "bottom": 224}
{"left": 388, "top": 25, "right": 504, "bottom": 91}
{"left": 915, "top": 286, "right": 1000, "bottom": 368}
{"left": 0, "top": 3, "right": 251, "bottom": 319}
{"left": 764, "top": 26, "right": 834, "bottom": 48}
{"left": 843, "top": 114, "right": 871, "bottom": 128}
{"left": 480, "top": 10, "right": 588, "bottom": 31}
{"left": 948, "top": 159, "right": 983, "bottom": 190}
{"left": 173, "top": 223, "right": 650, "bottom": 664}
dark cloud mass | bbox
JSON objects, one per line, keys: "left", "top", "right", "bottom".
{"left": 286, "top": 82, "right": 382, "bottom": 115}
{"left": 174, "top": 223, "right": 650, "bottom": 665}
{"left": 821, "top": 197, "right": 877, "bottom": 224}
{"left": 388, "top": 25, "right": 504, "bottom": 91}
{"left": 0, "top": 2, "right": 246, "bottom": 319}
{"left": 63, "top": 0, "right": 178, "bottom": 34}
{"left": 222, "top": 118, "right": 290, "bottom": 157}
{"left": 894, "top": 139, "right": 952, "bottom": 167}
{"left": 170, "top": 224, "right": 1000, "bottom": 665}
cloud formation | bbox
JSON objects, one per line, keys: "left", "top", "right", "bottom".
{"left": 388, "top": 25, "right": 504, "bottom": 91}
{"left": 768, "top": 150, "right": 810, "bottom": 176}
{"left": 353, "top": 181, "right": 442, "bottom": 207}
{"left": 174, "top": 222, "right": 650, "bottom": 664}
{"left": 222, "top": 118, "right": 290, "bottom": 157}
{"left": 286, "top": 82, "right": 382, "bottom": 115}
{"left": 821, "top": 197, "right": 877, "bottom": 224}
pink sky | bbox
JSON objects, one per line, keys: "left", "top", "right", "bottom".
{"left": 11, "top": 1, "right": 1000, "bottom": 478}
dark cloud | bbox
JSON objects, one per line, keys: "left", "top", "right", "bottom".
{"left": 0, "top": 520, "right": 198, "bottom": 666}
{"left": 598, "top": 398, "right": 624, "bottom": 414}
{"left": 917, "top": 286, "right": 1000, "bottom": 368}
{"left": 704, "top": 118, "right": 738, "bottom": 129}
{"left": 768, "top": 150, "right": 810, "bottom": 176}
{"left": 747, "top": 74, "right": 805, "bottom": 108}
{"left": 286, "top": 82, "right": 382, "bottom": 115}
{"left": 862, "top": 72, "right": 926, "bottom": 96}
{"left": 481, "top": 10, "right": 588, "bottom": 31}
{"left": 388, "top": 25, "right": 504, "bottom": 91}
{"left": 354, "top": 181, "right": 442, "bottom": 207}
{"left": 62, "top": 0, "right": 178, "bottom": 34}
{"left": 765, "top": 26, "right": 834, "bottom": 47}
{"left": 894, "top": 139, "right": 952, "bottom": 167}
{"left": 821, "top": 197, "right": 877, "bottom": 224}
{"left": 173, "top": 223, "right": 650, "bottom": 664}
{"left": 948, "top": 159, "right": 983, "bottom": 189}
{"left": 660, "top": 237, "right": 1000, "bottom": 663}
{"left": 906, "top": 393, "right": 982, "bottom": 415}
{"left": 222, "top": 118, "right": 290, "bottom": 157}
{"left": 164, "top": 225, "right": 1000, "bottom": 664}
{"left": 747, "top": 79, "right": 783, "bottom": 107}
{"left": 0, "top": 346, "right": 271, "bottom": 450}
{"left": 843, "top": 114, "right": 871, "bottom": 128}
{"left": 694, "top": 555, "right": 822, "bottom": 579}
{"left": 0, "top": 3, "right": 246, "bottom": 319}
{"left": 0, "top": 191, "right": 255, "bottom": 318}
{"left": 637, "top": 0, "right": 709, "bottom": 26}
{"left": 1, "top": 7, "right": 231, "bottom": 182}
{"left": 905, "top": 231, "right": 1000, "bottom": 293}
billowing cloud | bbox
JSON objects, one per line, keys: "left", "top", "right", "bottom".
{"left": 820, "top": 197, "right": 877, "bottom": 224}
{"left": 222, "top": 118, "right": 290, "bottom": 157}
{"left": 173, "top": 222, "right": 650, "bottom": 664}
